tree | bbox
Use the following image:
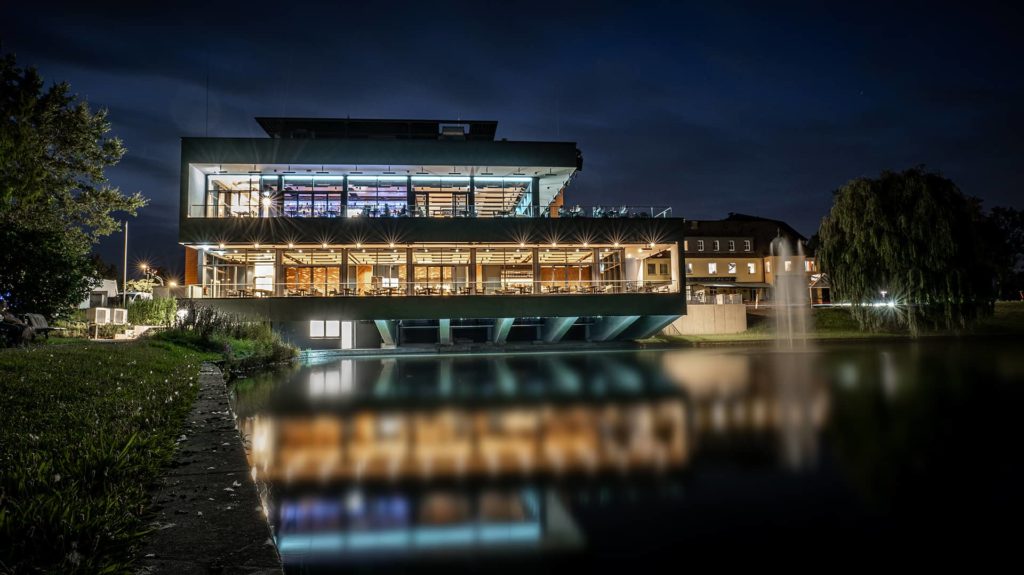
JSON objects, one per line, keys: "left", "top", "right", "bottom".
{"left": 0, "top": 52, "right": 146, "bottom": 316}
{"left": 817, "top": 167, "right": 999, "bottom": 335}
{"left": 88, "top": 253, "right": 119, "bottom": 280}
{"left": 989, "top": 206, "right": 1024, "bottom": 300}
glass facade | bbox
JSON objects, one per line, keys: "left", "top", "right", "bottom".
{"left": 346, "top": 176, "right": 408, "bottom": 217}
{"left": 411, "top": 177, "right": 471, "bottom": 217}
{"left": 197, "top": 243, "right": 677, "bottom": 297}
{"left": 192, "top": 172, "right": 672, "bottom": 219}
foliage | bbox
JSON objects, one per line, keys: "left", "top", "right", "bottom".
{"left": 125, "top": 278, "right": 158, "bottom": 294}
{"left": 0, "top": 52, "right": 146, "bottom": 317}
{"left": 87, "top": 253, "right": 119, "bottom": 281}
{"left": 0, "top": 223, "right": 98, "bottom": 318}
{"left": 51, "top": 318, "right": 89, "bottom": 338}
{"left": 127, "top": 297, "right": 176, "bottom": 326}
{"left": 155, "top": 300, "right": 297, "bottom": 376}
{"left": 0, "top": 340, "right": 215, "bottom": 573}
{"left": 818, "top": 167, "right": 1000, "bottom": 335}
{"left": 989, "top": 206, "right": 1024, "bottom": 300}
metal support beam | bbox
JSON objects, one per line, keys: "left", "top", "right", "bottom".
{"left": 542, "top": 316, "right": 578, "bottom": 343}
{"left": 438, "top": 318, "right": 451, "bottom": 345}
{"left": 493, "top": 317, "right": 514, "bottom": 344}
{"left": 616, "top": 314, "right": 681, "bottom": 341}
{"left": 374, "top": 319, "right": 397, "bottom": 347}
{"left": 590, "top": 315, "right": 640, "bottom": 342}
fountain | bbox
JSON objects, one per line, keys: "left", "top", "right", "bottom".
{"left": 771, "top": 235, "right": 811, "bottom": 349}
{"left": 770, "top": 234, "right": 818, "bottom": 470}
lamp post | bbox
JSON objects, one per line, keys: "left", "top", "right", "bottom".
{"left": 140, "top": 263, "right": 164, "bottom": 287}
{"left": 122, "top": 222, "right": 128, "bottom": 308}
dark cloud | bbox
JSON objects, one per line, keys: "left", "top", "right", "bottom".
{"left": 4, "top": 0, "right": 1023, "bottom": 272}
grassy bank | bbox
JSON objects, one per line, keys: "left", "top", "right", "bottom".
{"left": 153, "top": 313, "right": 297, "bottom": 378}
{"left": 651, "top": 301, "right": 1024, "bottom": 345}
{"left": 0, "top": 339, "right": 217, "bottom": 573}
{"left": 0, "top": 304, "right": 297, "bottom": 572}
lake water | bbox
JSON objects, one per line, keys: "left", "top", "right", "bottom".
{"left": 229, "top": 341, "right": 1024, "bottom": 572}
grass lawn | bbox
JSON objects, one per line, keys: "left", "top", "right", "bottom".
{"left": 650, "top": 301, "right": 1024, "bottom": 345}
{"left": 0, "top": 339, "right": 217, "bottom": 573}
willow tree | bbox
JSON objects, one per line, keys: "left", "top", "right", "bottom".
{"left": 817, "top": 168, "right": 998, "bottom": 335}
{"left": 0, "top": 52, "right": 146, "bottom": 316}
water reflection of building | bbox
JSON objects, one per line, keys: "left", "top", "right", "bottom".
{"left": 660, "top": 349, "right": 829, "bottom": 470}
{"left": 232, "top": 353, "right": 689, "bottom": 564}
{"left": 239, "top": 355, "right": 689, "bottom": 483}
{"left": 274, "top": 487, "right": 583, "bottom": 559}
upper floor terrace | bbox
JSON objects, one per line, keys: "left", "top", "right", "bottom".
{"left": 185, "top": 172, "right": 671, "bottom": 220}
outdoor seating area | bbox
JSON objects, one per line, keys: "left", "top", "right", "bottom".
{"left": 191, "top": 203, "right": 672, "bottom": 219}
{"left": 199, "top": 281, "right": 676, "bottom": 298}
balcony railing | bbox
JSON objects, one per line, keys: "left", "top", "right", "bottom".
{"left": 188, "top": 279, "right": 679, "bottom": 299}
{"left": 187, "top": 204, "right": 673, "bottom": 219}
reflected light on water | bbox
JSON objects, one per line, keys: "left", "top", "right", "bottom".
{"left": 228, "top": 343, "right": 1024, "bottom": 569}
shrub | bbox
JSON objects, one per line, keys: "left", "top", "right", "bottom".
{"left": 155, "top": 301, "right": 296, "bottom": 376}
{"left": 126, "top": 297, "right": 176, "bottom": 326}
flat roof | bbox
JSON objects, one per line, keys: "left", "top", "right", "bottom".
{"left": 255, "top": 117, "right": 499, "bottom": 141}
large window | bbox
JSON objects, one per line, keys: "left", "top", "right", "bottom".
{"left": 411, "top": 177, "right": 470, "bottom": 217}
{"left": 473, "top": 177, "right": 532, "bottom": 217}
{"left": 475, "top": 247, "right": 532, "bottom": 293}
{"left": 347, "top": 176, "right": 407, "bottom": 217}
{"left": 348, "top": 248, "right": 407, "bottom": 294}
{"left": 538, "top": 247, "right": 594, "bottom": 293}
{"left": 283, "top": 176, "right": 344, "bottom": 218}
{"left": 202, "top": 248, "right": 276, "bottom": 296}
{"left": 207, "top": 175, "right": 262, "bottom": 218}
{"left": 412, "top": 247, "right": 470, "bottom": 294}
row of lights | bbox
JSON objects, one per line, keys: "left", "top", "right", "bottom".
{"left": 204, "top": 241, "right": 658, "bottom": 251}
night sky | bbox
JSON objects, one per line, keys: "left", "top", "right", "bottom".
{"left": 4, "top": 1, "right": 1022, "bottom": 281}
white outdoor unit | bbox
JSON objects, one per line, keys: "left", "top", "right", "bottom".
{"left": 87, "top": 307, "right": 111, "bottom": 325}
{"left": 187, "top": 285, "right": 204, "bottom": 298}
{"left": 111, "top": 308, "right": 128, "bottom": 325}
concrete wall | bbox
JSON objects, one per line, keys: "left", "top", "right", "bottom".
{"left": 664, "top": 303, "right": 746, "bottom": 335}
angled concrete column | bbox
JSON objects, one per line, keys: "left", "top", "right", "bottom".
{"left": 617, "top": 314, "right": 682, "bottom": 341}
{"left": 590, "top": 315, "right": 640, "bottom": 342}
{"left": 493, "top": 317, "right": 514, "bottom": 344}
{"left": 374, "top": 319, "right": 398, "bottom": 347}
{"left": 438, "top": 319, "right": 451, "bottom": 345}
{"left": 542, "top": 316, "right": 578, "bottom": 343}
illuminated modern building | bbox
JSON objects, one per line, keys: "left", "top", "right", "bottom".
{"left": 179, "top": 118, "right": 686, "bottom": 349}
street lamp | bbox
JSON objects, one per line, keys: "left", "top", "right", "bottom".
{"left": 140, "top": 263, "right": 164, "bottom": 287}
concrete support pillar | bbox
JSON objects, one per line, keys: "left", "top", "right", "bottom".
{"left": 493, "top": 317, "right": 514, "bottom": 344}
{"left": 617, "top": 314, "right": 682, "bottom": 340}
{"left": 532, "top": 247, "right": 540, "bottom": 293}
{"left": 542, "top": 316, "right": 577, "bottom": 343}
{"left": 374, "top": 319, "right": 398, "bottom": 347}
{"left": 590, "top": 315, "right": 640, "bottom": 342}
{"left": 341, "top": 175, "right": 348, "bottom": 217}
{"left": 340, "top": 247, "right": 348, "bottom": 289}
{"left": 274, "top": 249, "right": 284, "bottom": 296}
{"left": 438, "top": 318, "right": 451, "bottom": 345}
{"left": 405, "top": 247, "right": 414, "bottom": 295}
